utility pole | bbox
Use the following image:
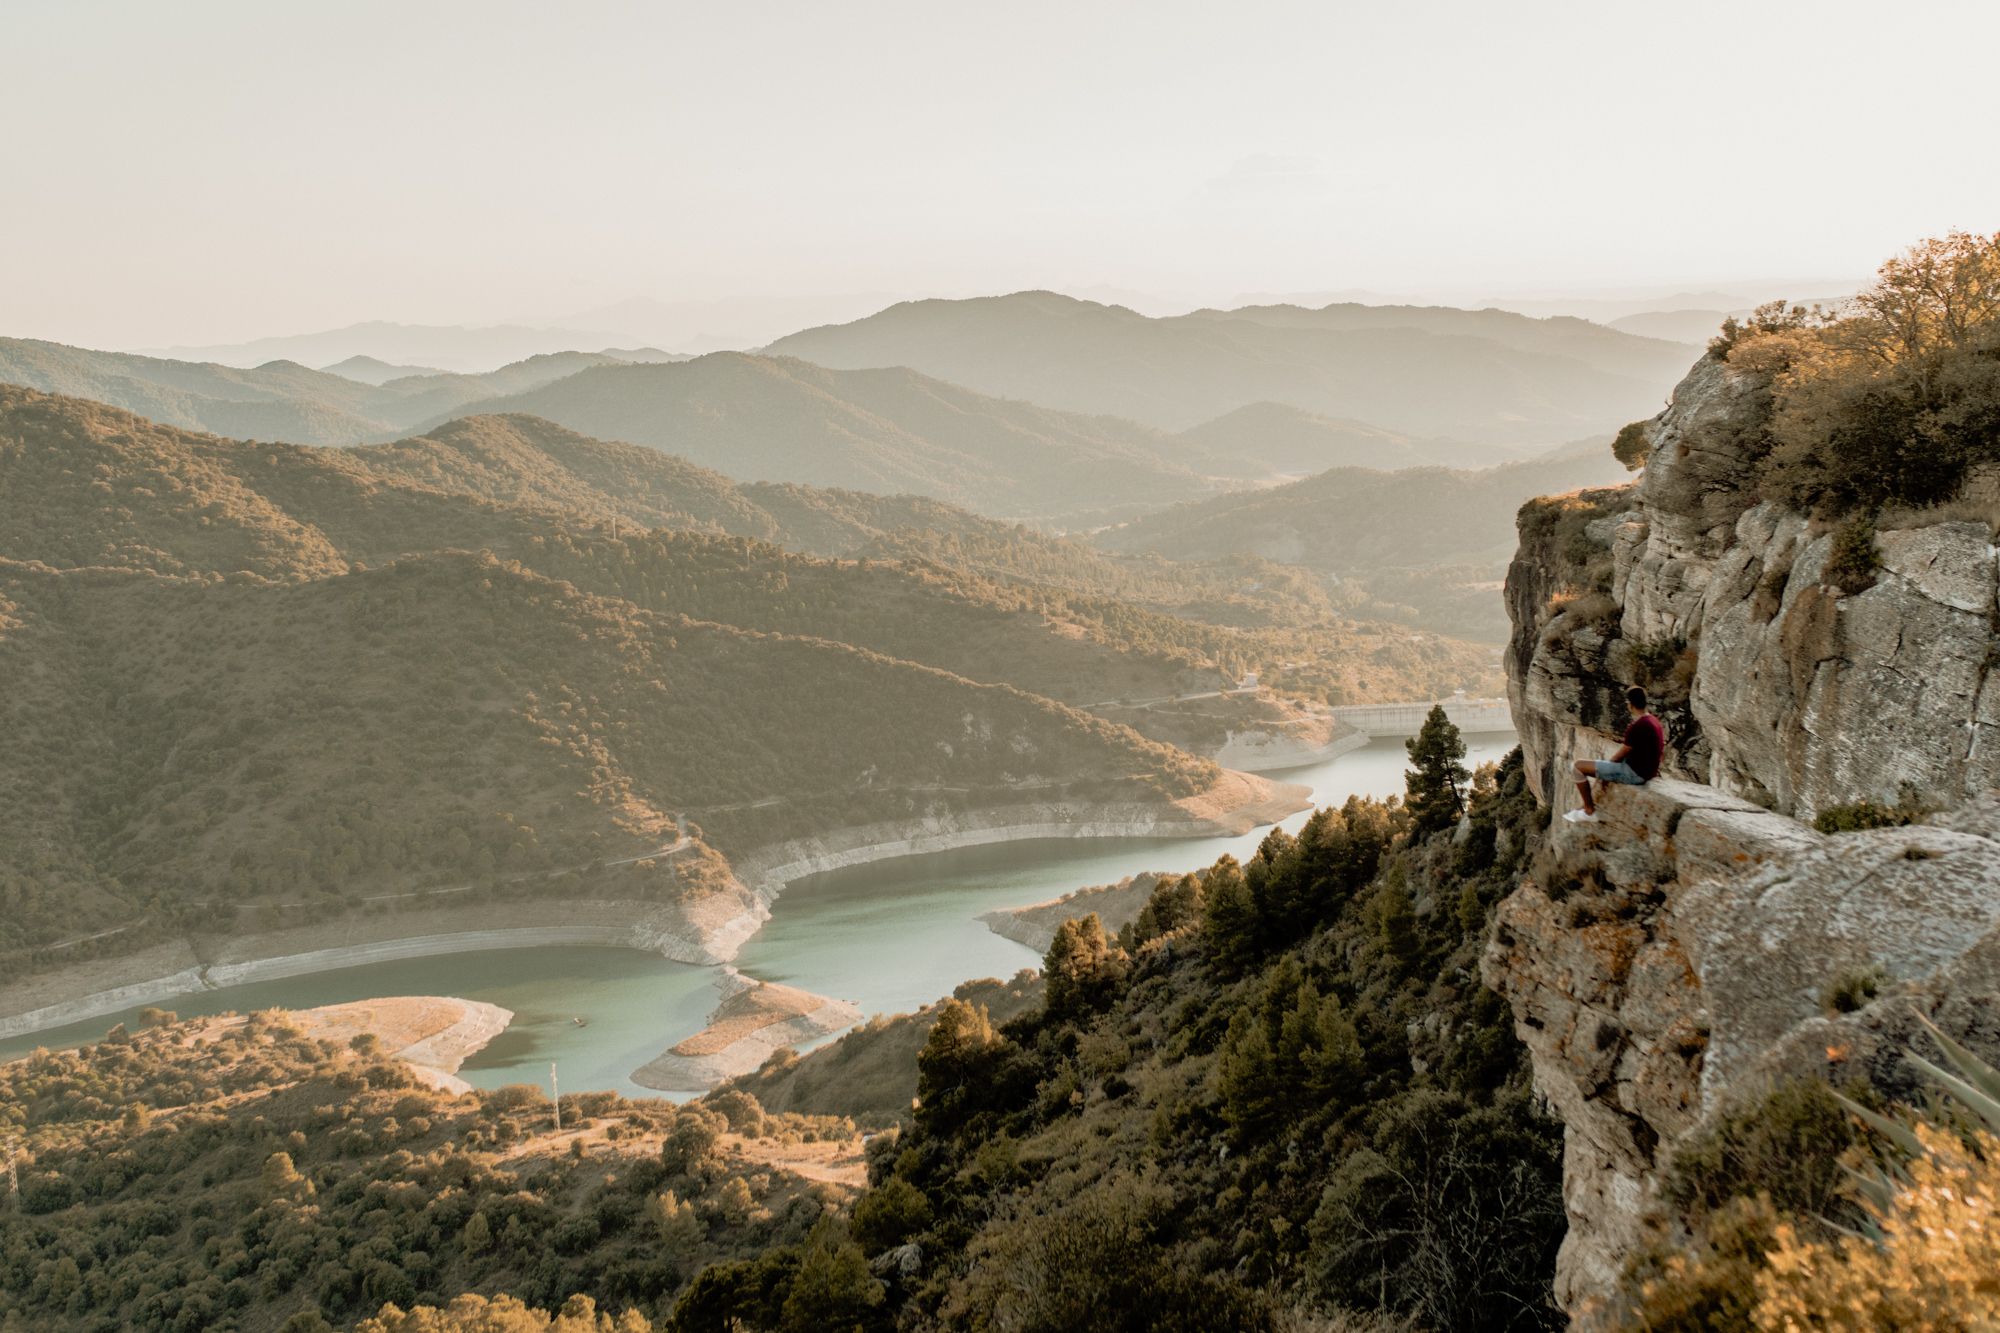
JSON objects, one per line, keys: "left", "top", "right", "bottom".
{"left": 550, "top": 1062, "right": 561, "bottom": 1133}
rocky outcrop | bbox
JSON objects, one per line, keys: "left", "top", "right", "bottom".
{"left": 1492, "top": 348, "right": 2000, "bottom": 1321}
{"left": 1508, "top": 353, "right": 2000, "bottom": 821}
{"left": 1484, "top": 780, "right": 2000, "bottom": 1317}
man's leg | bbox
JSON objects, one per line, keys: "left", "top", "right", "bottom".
{"left": 1572, "top": 759, "right": 1598, "bottom": 815}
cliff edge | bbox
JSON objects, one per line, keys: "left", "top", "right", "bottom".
{"left": 1488, "top": 350, "right": 2000, "bottom": 1321}
{"left": 1506, "top": 352, "right": 1998, "bottom": 822}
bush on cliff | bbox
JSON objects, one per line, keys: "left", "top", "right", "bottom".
{"left": 1728, "top": 230, "right": 2000, "bottom": 514}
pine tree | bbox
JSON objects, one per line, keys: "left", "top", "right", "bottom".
{"left": 1405, "top": 705, "right": 1469, "bottom": 836}
{"left": 1043, "top": 913, "right": 1125, "bottom": 1019}
{"left": 779, "top": 1218, "right": 885, "bottom": 1333}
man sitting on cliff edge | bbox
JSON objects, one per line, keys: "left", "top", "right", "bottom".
{"left": 1564, "top": 685, "right": 1665, "bottom": 823}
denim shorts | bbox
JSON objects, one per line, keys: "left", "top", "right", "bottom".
{"left": 1591, "top": 759, "right": 1645, "bottom": 785}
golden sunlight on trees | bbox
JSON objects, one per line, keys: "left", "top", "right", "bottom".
{"left": 1722, "top": 230, "right": 2000, "bottom": 511}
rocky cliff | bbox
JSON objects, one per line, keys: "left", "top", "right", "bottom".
{"left": 1507, "top": 352, "right": 1999, "bottom": 821}
{"left": 1488, "top": 351, "right": 2000, "bottom": 1321}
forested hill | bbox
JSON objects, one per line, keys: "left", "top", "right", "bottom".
{"left": 0, "top": 1007, "right": 869, "bottom": 1331}
{"left": 1097, "top": 446, "right": 1629, "bottom": 571}
{"left": 0, "top": 388, "right": 1495, "bottom": 978}
{"left": 0, "top": 388, "right": 1488, "bottom": 709}
{"left": 763, "top": 290, "right": 1691, "bottom": 444}
{"left": 0, "top": 551, "right": 1208, "bottom": 959}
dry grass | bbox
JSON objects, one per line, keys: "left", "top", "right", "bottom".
{"left": 1877, "top": 465, "right": 2000, "bottom": 535}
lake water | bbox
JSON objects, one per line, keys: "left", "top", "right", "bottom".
{"left": 1, "top": 732, "right": 1516, "bottom": 1096}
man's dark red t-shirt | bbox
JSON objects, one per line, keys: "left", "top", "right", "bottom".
{"left": 1624, "top": 713, "right": 1665, "bottom": 780}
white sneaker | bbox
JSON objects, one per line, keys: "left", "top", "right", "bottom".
{"left": 1562, "top": 809, "right": 1597, "bottom": 824}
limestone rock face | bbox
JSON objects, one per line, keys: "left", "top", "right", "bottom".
{"left": 1483, "top": 782, "right": 2000, "bottom": 1317}
{"left": 1493, "top": 349, "right": 2000, "bottom": 1319}
{"left": 1510, "top": 354, "right": 2000, "bottom": 821}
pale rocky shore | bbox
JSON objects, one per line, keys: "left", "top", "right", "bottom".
{"left": 0, "top": 898, "right": 718, "bottom": 1041}
{"left": 262, "top": 995, "right": 511, "bottom": 1094}
{"left": 1212, "top": 717, "right": 1368, "bottom": 772}
{"left": 722, "top": 771, "right": 1309, "bottom": 948}
{"left": 631, "top": 968, "right": 861, "bottom": 1092}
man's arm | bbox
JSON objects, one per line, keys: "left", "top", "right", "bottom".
{"left": 1608, "top": 743, "right": 1632, "bottom": 763}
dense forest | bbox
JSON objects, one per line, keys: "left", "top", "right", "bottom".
{"left": 0, "top": 1009, "right": 862, "bottom": 1332}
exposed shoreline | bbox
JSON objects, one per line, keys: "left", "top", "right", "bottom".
{"left": 631, "top": 968, "right": 862, "bottom": 1092}
{"left": 0, "top": 773, "right": 1310, "bottom": 1046}
{"left": 1213, "top": 725, "right": 1369, "bottom": 773}
{"left": 0, "top": 901, "right": 717, "bottom": 1041}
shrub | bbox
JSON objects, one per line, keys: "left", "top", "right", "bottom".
{"left": 1813, "top": 798, "right": 1921, "bottom": 834}
{"left": 1819, "top": 963, "right": 1887, "bottom": 1015}
{"left": 1665, "top": 1077, "right": 1861, "bottom": 1228}
{"left": 1735, "top": 232, "right": 2000, "bottom": 514}
{"left": 850, "top": 1175, "right": 933, "bottom": 1253}
{"left": 1823, "top": 516, "right": 1881, "bottom": 594}
{"left": 1612, "top": 420, "right": 1652, "bottom": 471}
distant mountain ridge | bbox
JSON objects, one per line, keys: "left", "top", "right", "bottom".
{"left": 763, "top": 290, "right": 1691, "bottom": 445}
{"left": 142, "top": 319, "right": 665, "bottom": 373}
{"left": 0, "top": 337, "right": 682, "bottom": 445}
{"left": 320, "top": 354, "right": 444, "bottom": 384}
{"left": 425, "top": 351, "right": 1229, "bottom": 525}
{"left": 1175, "top": 401, "right": 1504, "bottom": 474}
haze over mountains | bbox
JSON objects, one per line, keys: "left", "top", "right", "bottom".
{"left": 0, "top": 291, "right": 1694, "bottom": 539}
{"left": 141, "top": 320, "right": 669, "bottom": 374}
{"left": 430, "top": 353, "right": 1223, "bottom": 525}
{"left": 0, "top": 338, "right": 681, "bottom": 445}
{"left": 764, "top": 291, "right": 1692, "bottom": 444}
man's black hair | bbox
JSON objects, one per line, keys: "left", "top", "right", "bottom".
{"left": 1626, "top": 685, "right": 1648, "bottom": 710}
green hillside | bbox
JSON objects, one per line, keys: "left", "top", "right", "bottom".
{"left": 0, "top": 1009, "right": 862, "bottom": 1331}
{"left": 0, "top": 389, "right": 1505, "bottom": 978}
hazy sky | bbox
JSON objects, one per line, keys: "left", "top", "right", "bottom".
{"left": 7, "top": 0, "right": 1997, "bottom": 348}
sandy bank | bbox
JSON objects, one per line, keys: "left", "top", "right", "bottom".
{"left": 282, "top": 995, "right": 513, "bottom": 1093}
{"left": 632, "top": 968, "right": 861, "bottom": 1092}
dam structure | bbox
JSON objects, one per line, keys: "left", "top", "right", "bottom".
{"left": 1331, "top": 690, "right": 1513, "bottom": 737}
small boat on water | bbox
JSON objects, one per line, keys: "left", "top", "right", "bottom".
{"left": 571, "top": 1016, "right": 589, "bottom": 1028}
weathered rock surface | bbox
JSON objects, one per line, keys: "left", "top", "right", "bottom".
{"left": 1484, "top": 781, "right": 2000, "bottom": 1316}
